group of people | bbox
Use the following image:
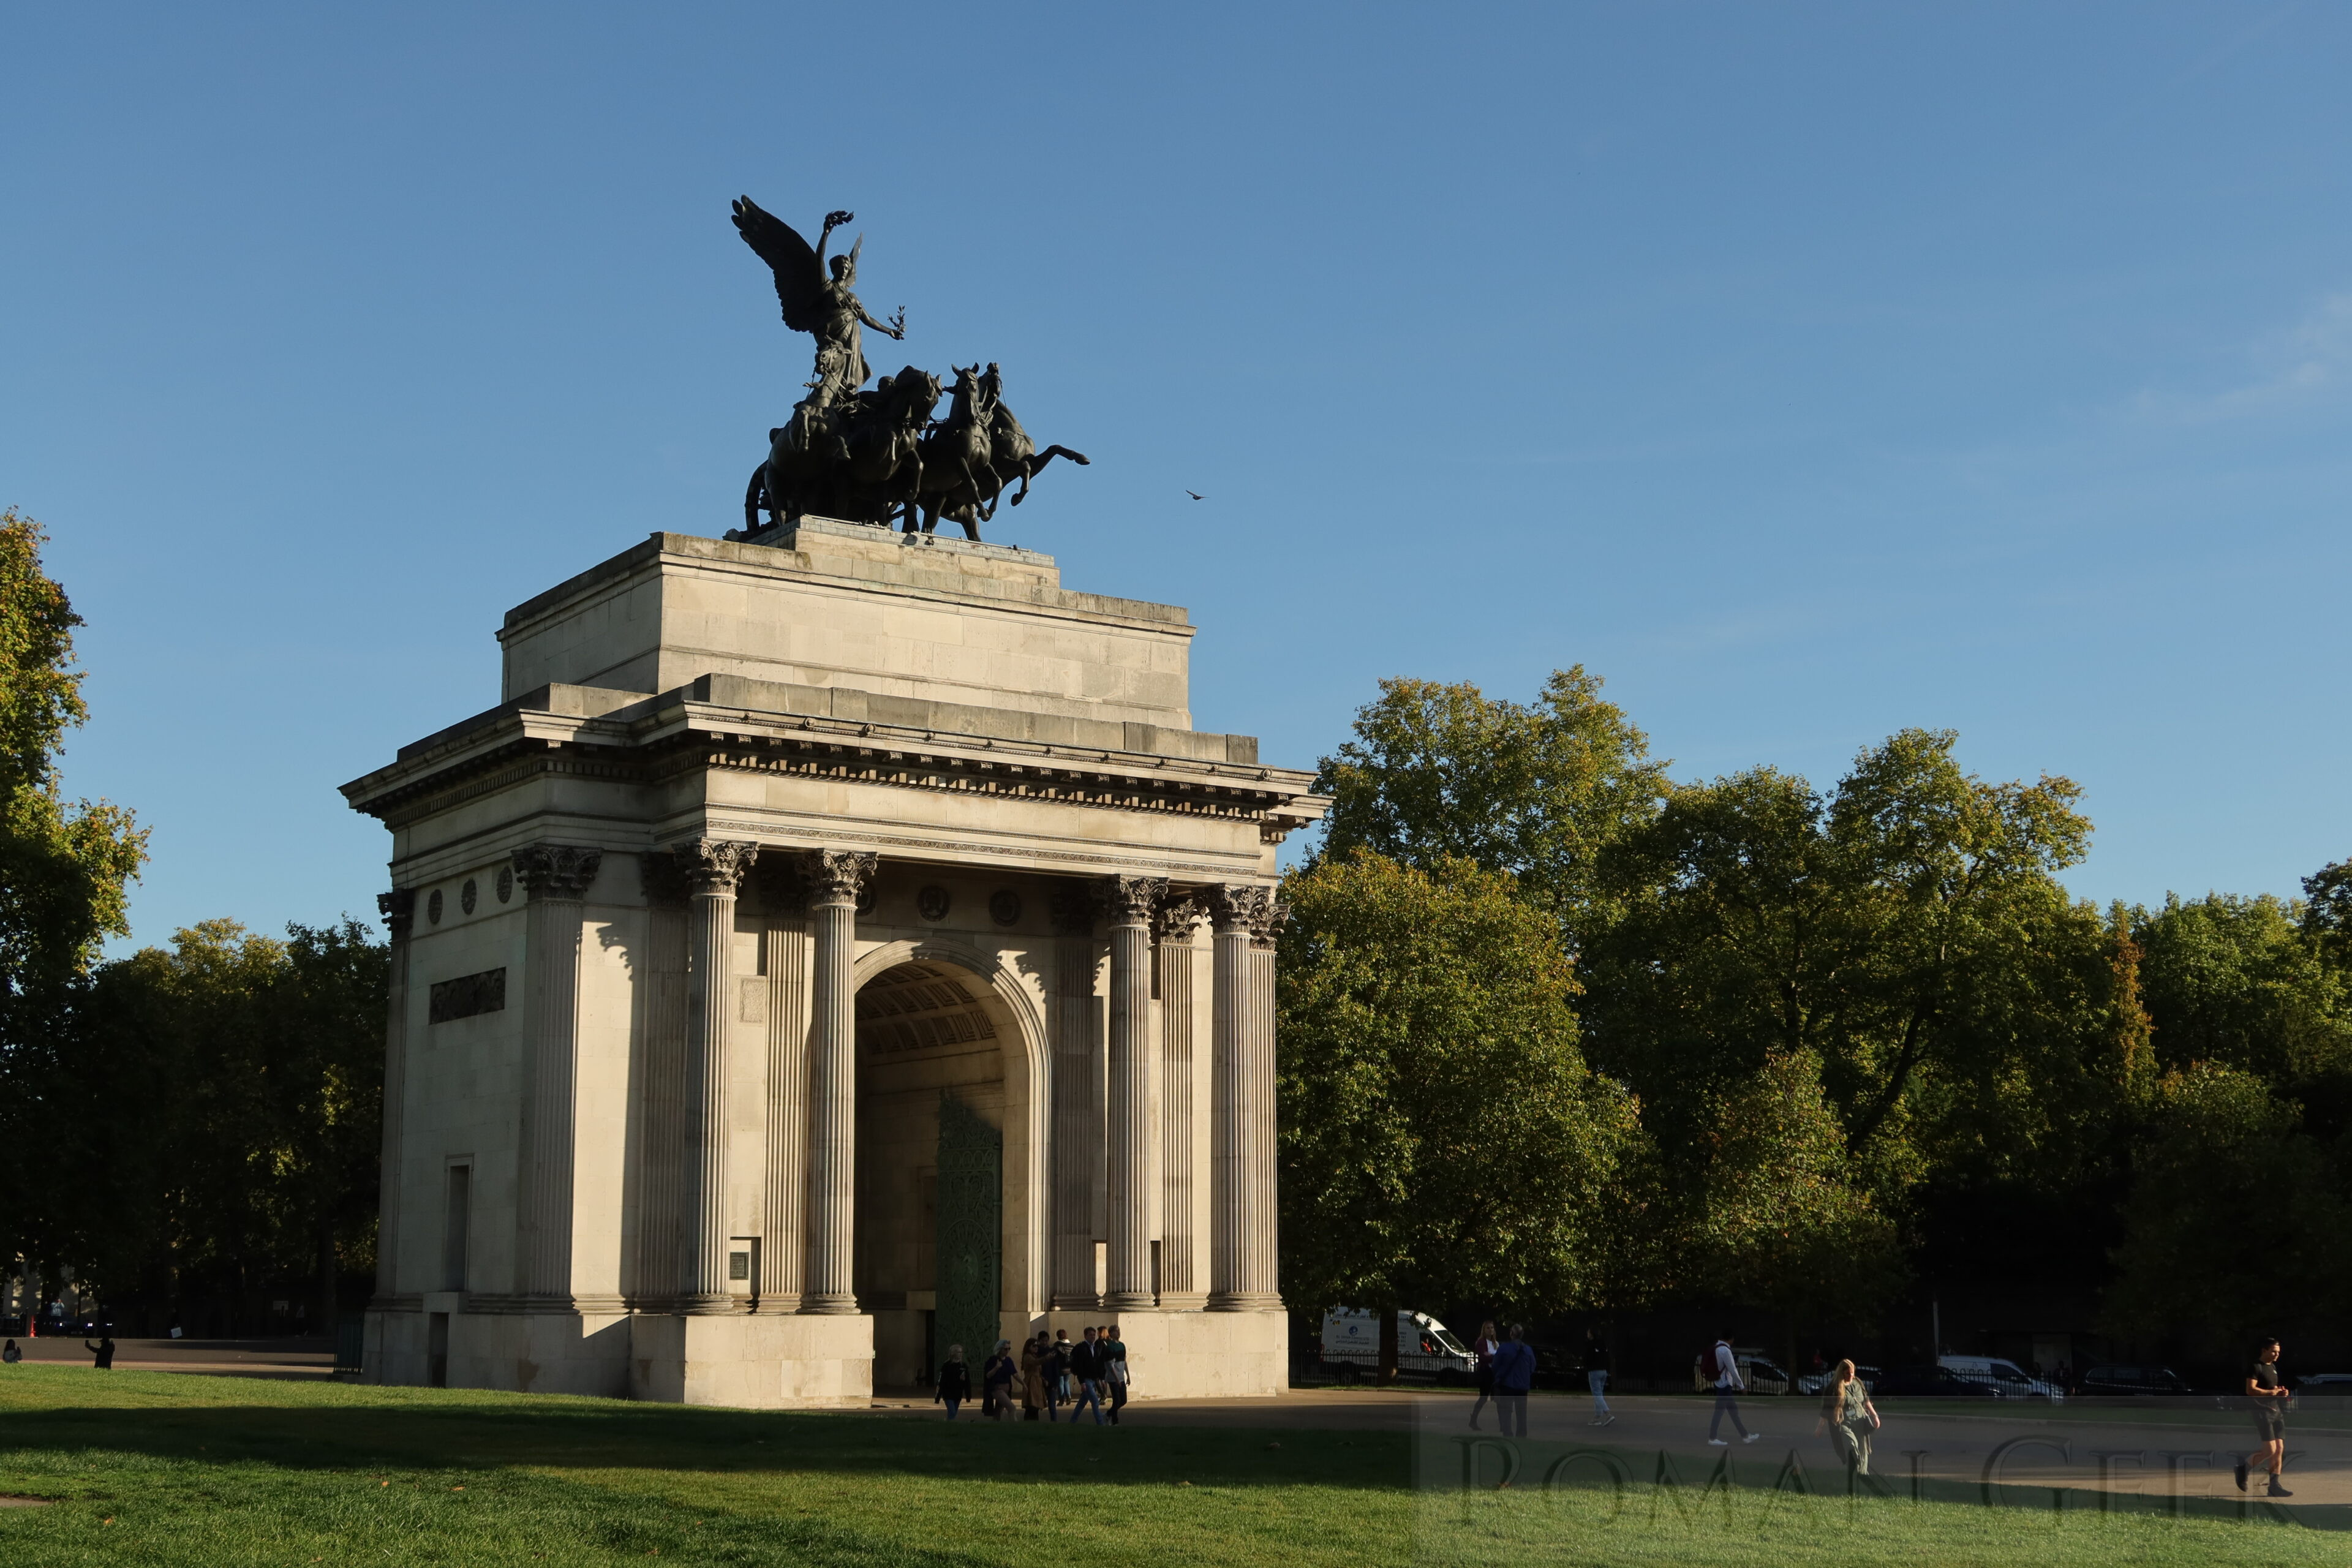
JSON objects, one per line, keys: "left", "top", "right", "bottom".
{"left": 941, "top": 1324, "right": 1130, "bottom": 1424}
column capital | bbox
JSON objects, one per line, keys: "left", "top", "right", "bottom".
{"left": 1095, "top": 874, "right": 1167, "bottom": 929}
{"left": 1152, "top": 892, "right": 1206, "bottom": 946}
{"left": 801, "top": 848, "right": 878, "bottom": 906}
{"left": 1209, "top": 884, "right": 1282, "bottom": 948}
{"left": 511, "top": 844, "right": 604, "bottom": 901}
{"left": 679, "top": 839, "right": 758, "bottom": 895}
{"left": 376, "top": 888, "right": 417, "bottom": 941}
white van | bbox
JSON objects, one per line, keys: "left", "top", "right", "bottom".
{"left": 1321, "top": 1308, "right": 1480, "bottom": 1382}
{"left": 1939, "top": 1355, "right": 2065, "bottom": 1402}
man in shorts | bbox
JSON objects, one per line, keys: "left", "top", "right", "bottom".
{"left": 2236, "top": 1337, "right": 2293, "bottom": 1497}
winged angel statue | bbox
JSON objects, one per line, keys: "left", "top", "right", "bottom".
{"left": 729, "top": 197, "right": 1087, "bottom": 540}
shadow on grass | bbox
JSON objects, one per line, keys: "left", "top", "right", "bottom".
{"left": 0, "top": 1371, "right": 1411, "bottom": 1493}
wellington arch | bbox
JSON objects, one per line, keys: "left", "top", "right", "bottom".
{"left": 341, "top": 519, "right": 1328, "bottom": 1404}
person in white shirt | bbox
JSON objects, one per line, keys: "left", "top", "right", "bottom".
{"left": 1708, "top": 1337, "right": 1761, "bottom": 1446}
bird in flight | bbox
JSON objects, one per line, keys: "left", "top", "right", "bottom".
{"left": 1185, "top": 490, "right": 1204, "bottom": 501}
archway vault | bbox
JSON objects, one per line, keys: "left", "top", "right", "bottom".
{"left": 847, "top": 937, "right": 1047, "bottom": 1349}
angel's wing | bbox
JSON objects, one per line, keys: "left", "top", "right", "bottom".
{"left": 731, "top": 196, "right": 826, "bottom": 333}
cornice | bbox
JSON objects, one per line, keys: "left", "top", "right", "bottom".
{"left": 347, "top": 699, "right": 1331, "bottom": 839}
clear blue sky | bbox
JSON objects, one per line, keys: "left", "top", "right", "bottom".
{"left": 4, "top": 2, "right": 2346, "bottom": 949}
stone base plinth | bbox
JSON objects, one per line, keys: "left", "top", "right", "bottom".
{"left": 365, "top": 1303, "right": 633, "bottom": 1396}
{"left": 626, "top": 1313, "right": 873, "bottom": 1408}
{"left": 1033, "top": 1308, "right": 1288, "bottom": 1400}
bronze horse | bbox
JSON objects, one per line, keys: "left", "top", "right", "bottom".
{"left": 745, "top": 366, "right": 941, "bottom": 532}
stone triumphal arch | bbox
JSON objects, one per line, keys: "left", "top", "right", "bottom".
{"left": 344, "top": 519, "right": 1327, "bottom": 1404}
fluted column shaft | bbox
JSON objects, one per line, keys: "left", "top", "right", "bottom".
{"left": 514, "top": 845, "right": 603, "bottom": 1305}
{"left": 1155, "top": 897, "right": 1205, "bottom": 1309}
{"left": 1049, "top": 888, "right": 1101, "bottom": 1309}
{"left": 802, "top": 849, "right": 875, "bottom": 1314}
{"left": 1102, "top": 876, "right": 1165, "bottom": 1311}
{"left": 760, "top": 914, "right": 812, "bottom": 1310}
{"left": 1209, "top": 886, "right": 1283, "bottom": 1311}
{"left": 371, "top": 889, "right": 416, "bottom": 1304}
{"left": 680, "top": 840, "right": 756, "bottom": 1313}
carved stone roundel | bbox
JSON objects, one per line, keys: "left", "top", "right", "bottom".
{"left": 917, "top": 885, "right": 951, "bottom": 921}
{"left": 461, "top": 878, "right": 478, "bottom": 916}
{"left": 427, "top": 889, "right": 444, "bottom": 925}
{"left": 496, "top": 867, "right": 513, "bottom": 904}
{"left": 989, "top": 889, "right": 1022, "bottom": 927}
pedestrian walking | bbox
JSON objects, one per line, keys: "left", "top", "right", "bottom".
{"left": 1, "top": 1340, "right": 19, "bottom": 1365}
{"left": 1067, "top": 1326, "right": 1109, "bottom": 1425}
{"left": 1582, "top": 1330, "right": 1613, "bottom": 1425}
{"left": 1707, "top": 1336, "right": 1760, "bottom": 1446}
{"left": 982, "top": 1340, "right": 1015, "bottom": 1420}
{"left": 2236, "top": 1337, "right": 2293, "bottom": 1498}
{"left": 85, "top": 1335, "right": 115, "bottom": 1371}
{"left": 1466, "top": 1321, "right": 1500, "bottom": 1430}
{"left": 1102, "top": 1324, "right": 1129, "bottom": 1424}
{"left": 1491, "top": 1324, "right": 1536, "bottom": 1438}
{"left": 1042, "top": 1332, "right": 1069, "bottom": 1422}
{"left": 1020, "top": 1335, "right": 1046, "bottom": 1422}
{"left": 935, "top": 1344, "right": 971, "bottom": 1420}
{"left": 1813, "top": 1359, "right": 1879, "bottom": 1476}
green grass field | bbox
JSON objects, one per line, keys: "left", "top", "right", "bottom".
{"left": 0, "top": 1368, "right": 2337, "bottom": 1566}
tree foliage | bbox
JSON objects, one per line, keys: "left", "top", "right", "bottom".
{"left": 1314, "top": 668, "right": 1670, "bottom": 937}
{"left": 42, "top": 919, "right": 386, "bottom": 1331}
{"left": 1275, "top": 850, "right": 1641, "bottom": 1322}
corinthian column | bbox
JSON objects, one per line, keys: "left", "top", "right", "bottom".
{"left": 1208, "top": 885, "right": 1283, "bottom": 1311}
{"left": 679, "top": 839, "right": 757, "bottom": 1313}
{"left": 1154, "top": 894, "right": 1206, "bottom": 1310}
{"left": 1100, "top": 875, "right": 1166, "bottom": 1311}
{"left": 801, "top": 848, "right": 876, "bottom": 1314}
{"left": 371, "top": 888, "right": 417, "bottom": 1305}
{"left": 512, "top": 845, "right": 603, "bottom": 1306}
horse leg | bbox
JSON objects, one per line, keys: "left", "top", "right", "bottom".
{"left": 745, "top": 464, "right": 767, "bottom": 533}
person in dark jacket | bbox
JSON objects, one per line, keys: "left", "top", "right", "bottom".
{"left": 85, "top": 1335, "right": 116, "bottom": 1370}
{"left": 982, "top": 1339, "right": 1016, "bottom": 1420}
{"left": 1581, "top": 1330, "right": 1613, "bottom": 1425}
{"left": 935, "top": 1344, "right": 972, "bottom": 1419}
{"left": 1067, "top": 1326, "right": 1108, "bottom": 1425}
{"left": 1468, "top": 1320, "right": 1501, "bottom": 1430}
{"left": 1102, "top": 1324, "right": 1129, "bottom": 1423}
{"left": 1491, "top": 1325, "right": 1537, "bottom": 1438}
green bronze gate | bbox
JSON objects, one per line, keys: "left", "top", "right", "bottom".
{"left": 935, "top": 1093, "right": 1001, "bottom": 1372}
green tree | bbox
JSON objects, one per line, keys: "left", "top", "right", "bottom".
{"left": 2105, "top": 1063, "right": 2352, "bottom": 1363}
{"left": 2135, "top": 891, "right": 2352, "bottom": 1100}
{"left": 1313, "top": 668, "right": 1671, "bottom": 938}
{"left": 1694, "top": 1050, "right": 1905, "bottom": 1354}
{"left": 66, "top": 919, "right": 385, "bottom": 1334}
{"left": 0, "top": 508, "right": 148, "bottom": 1295}
{"left": 1583, "top": 728, "right": 2098, "bottom": 1176}
{"left": 1276, "top": 850, "right": 1641, "bottom": 1374}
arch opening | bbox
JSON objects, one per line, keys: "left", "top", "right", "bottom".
{"left": 854, "top": 960, "right": 1012, "bottom": 1390}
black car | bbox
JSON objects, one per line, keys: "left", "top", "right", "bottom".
{"left": 1869, "top": 1364, "right": 2000, "bottom": 1398}
{"left": 2079, "top": 1365, "right": 2192, "bottom": 1396}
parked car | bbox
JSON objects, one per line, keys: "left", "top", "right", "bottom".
{"left": 1690, "top": 1348, "right": 1793, "bottom": 1395}
{"left": 1319, "top": 1308, "right": 1479, "bottom": 1383}
{"left": 1872, "top": 1363, "right": 2003, "bottom": 1398}
{"left": 1796, "top": 1364, "right": 1881, "bottom": 1395}
{"left": 1939, "top": 1355, "right": 2064, "bottom": 1401}
{"left": 2079, "top": 1365, "right": 2192, "bottom": 1396}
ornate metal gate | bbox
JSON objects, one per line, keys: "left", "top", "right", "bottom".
{"left": 934, "top": 1092, "right": 1001, "bottom": 1371}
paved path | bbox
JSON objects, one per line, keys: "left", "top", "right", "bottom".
{"left": 3, "top": 1336, "right": 334, "bottom": 1379}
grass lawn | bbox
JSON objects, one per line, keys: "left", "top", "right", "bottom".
{"left": 0, "top": 1367, "right": 2337, "bottom": 1566}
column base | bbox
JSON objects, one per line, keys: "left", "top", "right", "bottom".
{"left": 1208, "top": 1292, "right": 1285, "bottom": 1313}
{"left": 1102, "top": 1308, "right": 1289, "bottom": 1400}
{"left": 1050, "top": 1293, "right": 1102, "bottom": 1311}
{"left": 677, "top": 1293, "right": 739, "bottom": 1316}
{"left": 1156, "top": 1291, "right": 1208, "bottom": 1311}
{"left": 628, "top": 1311, "right": 873, "bottom": 1407}
{"left": 1103, "top": 1291, "right": 1155, "bottom": 1311}
{"left": 801, "top": 1294, "right": 861, "bottom": 1315}
{"left": 363, "top": 1305, "right": 631, "bottom": 1395}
